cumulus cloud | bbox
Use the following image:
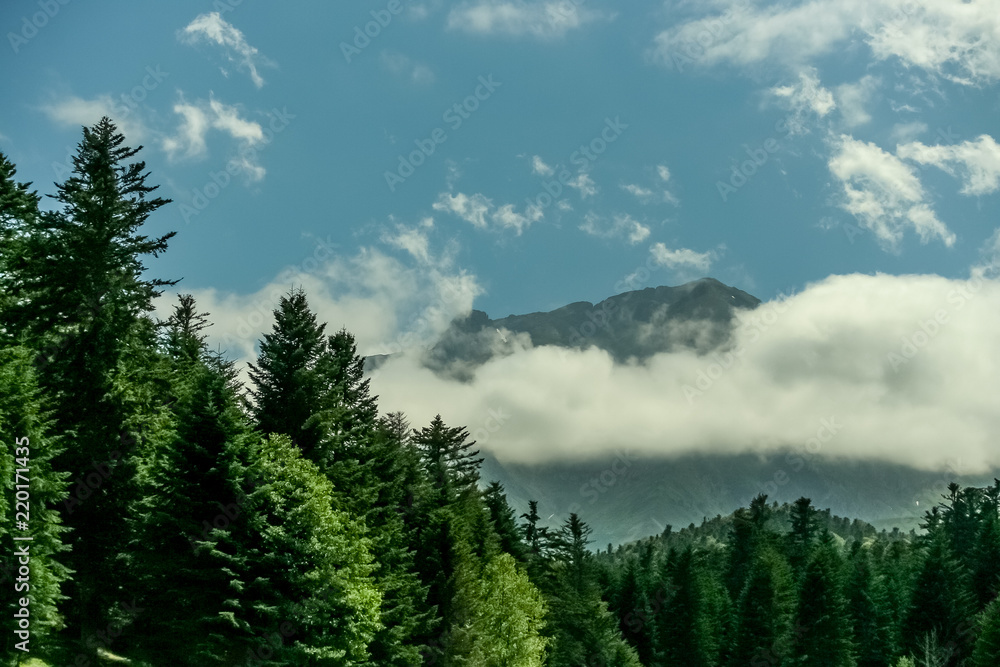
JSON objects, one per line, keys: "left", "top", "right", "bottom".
{"left": 433, "top": 191, "right": 541, "bottom": 234}
{"left": 162, "top": 94, "right": 267, "bottom": 180}
{"left": 180, "top": 12, "right": 269, "bottom": 88}
{"left": 380, "top": 51, "right": 436, "bottom": 84}
{"left": 567, "top": 172, "right": 597, "bottom": 198}
{"left": 157, "top": 223, "right": 482, "bottom": 374}
{"left": 828, "top": 135, "right": 955, "bottom": 250}
{"left": 650, "top": 0, "right": 1000, "bottom": 84}
{"left": 835, "top": 75, "right": 879, "bottom": 127}
{"left": 770, "top": 67, "right": 836, "bottom": 134}
{"left": 531, "top": 155, "right": 554, "bottom": 176}
{"left": 649, "top": 243, "right": 715, "bottom": 274}
{"left": 373, "top": 273, "right": 1000, "bottom": 475}
{"left": 897, "top": 134, "right": 1000, "bottom": 196}
{"left": 446, "top": 0, "right": 610, "bottom": 38}
{"left": 41, "top": 94, "right": 151, "bottom": 142}
{"left": 579, "top": 212, "right": 650, "bottom": 245}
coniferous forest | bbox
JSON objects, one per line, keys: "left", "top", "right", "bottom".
{"left": 3, "top": 119, "right": 1000, "bottom": 667}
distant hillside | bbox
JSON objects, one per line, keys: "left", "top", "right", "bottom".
{"left": 479, "top": 451, "right": 993, "bottom": 548}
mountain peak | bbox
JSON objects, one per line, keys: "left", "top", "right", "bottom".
{"left": 421, "top": 279, "right": 760, "bottom": 374}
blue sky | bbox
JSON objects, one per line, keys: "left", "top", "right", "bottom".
{"left": 4, "top": 0, "right": 1000, "bottom": 468}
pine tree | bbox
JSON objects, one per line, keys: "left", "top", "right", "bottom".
{"left": 545, "top": 514, "right": 642, "bottom": 667}
{"left": 972, "top": 481, "right": 1000, "bottom": 610}
{"left": 0, "top": 346, "right": 71, "bottom": 658}
{"left": 247, "top": 289, "right": 331, "bottom": 462}
{"left": 219, "top": 433, "right": 382, "bottom": 665}
{"left": 483, "top": 481, "right": 527, "bottom": 562}
{"left": 846, "top": 544, "right": 897, "bottom": 667}
{"left": 612, "top": 557, "right": 657, "bottom": 664}
{"left": 729, "top": 546, "right": 795, "bottom": 667}
{"left": 126, "top": 348, "right": 250, "bottom": 663}
{"left": 0, "top": 152, "right": 41, "bottom": 334}
{"left": 412, "top": 415, "right": 483, "bottom": 505}
{"left": 787, "top": 496, "right": 820, "bottom": 577}
{"left": 656, "top": 546, "right": 726, "bottom": 667}
{"left": 903, "top": 530, "right": 975, "bottom": 666}
{"left": 3, "top": 118, "right": 175, "bottom": 649}
{"left": 450, "top": 552, "right": 548, "bottom": 667}
{"left": 973, "top": 596, "right": 1000, "bottom": 667}
{"left": 791, "top": 535, "right": 856, "bottom": 667}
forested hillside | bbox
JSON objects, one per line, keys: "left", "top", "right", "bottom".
{"left": 2, "top": 119, "right": 1000, "bottom": 666}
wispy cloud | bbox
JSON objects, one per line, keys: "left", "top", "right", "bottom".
{"left": 433, "top": 191, "right": 541, "bottom": 235}
{"left": 769, "top": 67, "right": 836, "bottom": 135}
{"left": 41, "top": 94, "right": 151, "bottom": 142}
{"left": 380, "top": 51, "right": 436, "bottom": 85}
{"left": 828, "top": 134, "right": 955, "bottom": 250}
{"left": 650, "top": 0, "right": 1000, "bottom": 85}
{"left": 180, "top": 12, "right": 270, "bottom": 88}
{"left": 897, "top": 134, "right": 1000, "bottom": 196}
{"left": 579, "top": 212, "right": 650, "bottom": 245}
{"left": 531, "top": 155, "right": 554, "bottom": 176}
{"left": 447, "top": 0, "right": 610, "bottom": 38}
{"left": 649, "top": 242, "right": 715, "bottom": 275}
{"left": 162, "top": 93, "right": 267, "bottom": 181}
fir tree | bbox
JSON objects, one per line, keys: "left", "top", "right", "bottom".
{"left": 903, "top": 530, "right": 975, "bottom": 666}
{"left": 790, "top": 534, "right": 856, "bottom": 667}
{"left": 729, "top": 546, "right": 795, "bottom": 667}
{"left": 247, "top": 289, "right": 331, "bottom": 461}
{"left": 973, "top": 596, "right": 1000, "bottom": 667}
{"left": 0, "top": 346, "right": 71, "bottom": 658}
{"left": 3, "top": 118, "right": 175, "bottom": 649}
{"left": 846, "top": 544, "right": 897, "bottom": 667}
{"left": 656, "top": 546, "right": 726, "bottom": 667}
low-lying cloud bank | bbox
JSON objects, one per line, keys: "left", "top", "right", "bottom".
{"left": 372, "top": 272, "right": 1000, "bottom": 473}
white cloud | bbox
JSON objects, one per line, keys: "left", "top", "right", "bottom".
{"left": 897, "top": 134, "right": 1000, "bottom": 196}
{"left": 649, "top": 242, "right": 715, "bottom": 274}
{"left": 828, "top": 135, "right": 955, "bottom": 249}
{"left": 432, "top": 191, "right": 540, "bottom": 235}
{"left": 433, "top": 192, "right": 492, "bottom": 229}
{"left": 531, "top": 155, "right": 554, "bottom": 176}
{"left": 180, "top": 12, "right": 269, "bottom": 88}
{"left": 380, "top": 51, "right": 436, "bottom": 84}
{"left": 650, "top": 0, "right": 1000, "bottom": 84}
{"left": 41, "top": 94, "right": 150, "bottom": 142}
{"left": 447, "top": 0, "right": 610, "bottom": 38}
{"left": 383, "top": 218, "right": 435, "bottom": 265}
{"left": 158, "top": 227, "right": 483, "bottom": 375}
{"left": 623, "top": 180, "right": 680, "bottom": 206}
{"left": 657, "top": 164, "right": 671, "bottom": 182}
{"left": 567, "top": 172, "right": 597, "bottom": 198}
{"left": 579, "top": 212, "right": 650, "bottom": 245}
{"left": 622, "top": 184, "right": 654, "bottom": 198}
{"left": 868, "top": 0, "right": 1000, "bottom": 85}
{"left": 162, "top": 94, "right": 266, "bottom": 179}
{"left": 889, "top": 121, "right": 928, "bottom": 144}
{"left": 835, "top": 75, "right": 879, "bottom": 127}
{"left": 769, "top": 67, "right": 836, "bottom": 134}
{"left": 373, "top": 273, "right": 1000, "bottom": 475}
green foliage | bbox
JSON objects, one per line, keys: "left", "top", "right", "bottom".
{"left": 973, "top": 596, "right": 1000, "bottom": 667}
{"left": 790, "top": 535, "right": 856, "bottom": 667}
{"left": 728, "top": 546, "right": 795, "bottom": 667}
{"left": 0, "top": 346, "right": 71, "bottom": 657}
{"left": 656, "top": 546, "right": 728, "bottom": 667}
{"left": 846, "top": 543, "right": 898, "bottom": 667}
